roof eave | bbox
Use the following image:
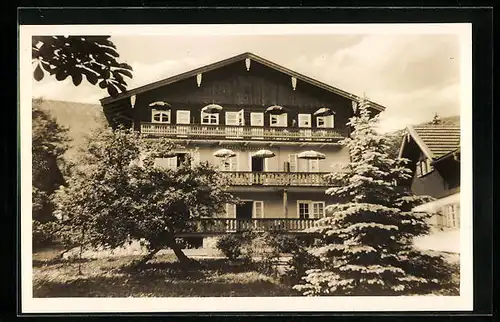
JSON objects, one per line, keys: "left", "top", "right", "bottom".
{"left": 402, "top": 125, "right": 435, "bottom": 160}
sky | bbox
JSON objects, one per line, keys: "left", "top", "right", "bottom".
{"left": 32, "top": 32, "right": 462, "bottom": 133}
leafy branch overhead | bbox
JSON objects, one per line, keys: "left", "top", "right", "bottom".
{"left": 32, "top": 36, "right": 133, "bottom": 97}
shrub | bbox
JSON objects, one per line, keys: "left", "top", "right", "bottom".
{"left": 32, "top": 220, "right": 59, "bottom": 249}
{"left": 240, "top": 230, "right": 282, "bottom": 276}
{"left": 216, "top": 234, "right": 242, "bottom": 260}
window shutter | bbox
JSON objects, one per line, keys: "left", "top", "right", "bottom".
{"left": 251, "top": 112, "right": 264, "bottom": 126}
{"left": 298, "top": 114, "right": 312, "bottom": 128}
{"left": 177, "top": 110, "right": 190, "bottom": 124}
{"left": 289, "top": 154, "right": 297, "bottom": 172}
{"left": 253, "top": 201, "right": 264, "bottom": 218}
{"left": 298, "top": 158, "right": 308, "bottom": 172}
{"left": 226, "top": 203, "right": 236, "bottom": 218}
{"left": 309, "top": 159, "right": 319, "bottom": 172}
{"left": 280, "top": 113, "right": 288, "bottom": 127}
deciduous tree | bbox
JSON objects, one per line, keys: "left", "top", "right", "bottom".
{"left": 54, "top": 127, "right": 236, "bottom": 267}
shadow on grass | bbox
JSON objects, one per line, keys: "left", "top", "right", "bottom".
{"left": 33, "top": 273, "right": 295, "bottom": 297}
{"left": 33, "top": 257, "right": 93, "bottom": 268}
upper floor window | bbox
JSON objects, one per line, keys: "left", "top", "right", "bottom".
{"left": 220, "top": 155, "right": 238, "bottom": 171}
{"left": 298, "top": 114, "right": 312, "bottom": 128}
{"left": 151, "top": 109, "right": 171, "bottom": 123}
{"left": 316, "top": 115, "right": 334, "bottom": 128}
{"left": 177, "top": 110, "right": 191, "bottom": 124}
{"left": 201, "top": 111, "right": 219, "bottom": 125}
{"left": 226, "top": 110, "right": 244, "bottom": 126}
{"left": 416, "top": 158, "right": 433, "bottom": 177}
{"left": 250, "top": 112, "right": 264, "bottom": 126}
{"left": 270, "top": 113, "right": 287, "bottom": 127}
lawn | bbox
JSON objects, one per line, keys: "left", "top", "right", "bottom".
{"left": 32, "top": 246, "right": 460, "bottom": 298}
{"left": 32, "top": 246, "right": 296, "bottom": 297}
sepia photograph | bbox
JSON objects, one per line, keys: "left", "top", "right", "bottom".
{"left": 20, "top": 23, "right": 472, "bottom": 313}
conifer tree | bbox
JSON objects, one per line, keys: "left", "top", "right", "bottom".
{"left": 294, "top": 98, "right": 452, "bottom": 296}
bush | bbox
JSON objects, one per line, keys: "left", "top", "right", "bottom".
{"left": 32, "top": 220, "right": 59, "bottom": 249}
{"left": 216, "top": 234, "right": 242, "bottom": 260}
{"left": 239, "top": 230, "right": 282, "bottom": 276}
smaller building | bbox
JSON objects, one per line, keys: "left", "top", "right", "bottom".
{"left": 398, "top": 120, "right": 461, "bottom": 233}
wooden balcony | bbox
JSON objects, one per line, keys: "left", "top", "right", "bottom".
{"left": 222, "top": 171, "right": 330, "bottom": 187}
{"left": 140, "top": 123, "right": 344, "bottom": 142}
{"left": 182, "top": 218, "right": 318, "bottom": 235}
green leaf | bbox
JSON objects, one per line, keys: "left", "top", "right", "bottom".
{"left": 33, "top": 64, "right": 44, "bottom": 81}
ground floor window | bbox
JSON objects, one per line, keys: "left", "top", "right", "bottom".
{"left": 298, "top": 200, "right": 325, "bottom": 219}
{"left": 441, "top": 203, "right": 460, "bottom": 229}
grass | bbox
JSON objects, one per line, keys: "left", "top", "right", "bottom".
{"left": 33, "top": 246, "right": 460, "bottom": 298}
{"left": 33, "top": 247, "right": 296, "bottom": 297}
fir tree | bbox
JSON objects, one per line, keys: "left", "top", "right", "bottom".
{"left": 293, "top": 98, "right": 452, "bottom": 296}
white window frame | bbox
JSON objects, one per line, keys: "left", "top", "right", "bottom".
{"left": 270, "top": 113, "right": 288, "bottom": 127}
{"left": 220, "top": 154, "right": 238, "bottom": 171}
{"left": 250, "top": 112, "right": 264, "bottom": 126}
{"left": 249, "top": 152, "right": 268, "bottom": 172}
{"left": 416, "top": 157, "right": 434, "bottom": 177}
{"left": 226, "top": 110, "right": 245, "bottom": 126}
{"left": 312, "top": 201, "right": 326, "bottom": 219}
{"left": 154, "top": 156, "right": 177, "bottom": 170}
{"left": 151, "top": 109, "right": 171, "bottom": 124}
{"left": 288, "top": 154, "right": 298, "bottom": 172}
{"left": 201, "top": 111, "right": 219, "bottom": 125}
{"left": 298, "top": 114, "right": 312, "bottom": 128}
{"left": 316, "top": 114, "right": 334, "bottom": 128}
{"left": 225, "top": 203, "right": 236, "bottom": 218}
{"left": 176, "top": 110, "right": 191, "bottom": 124}
{"left": 253, "top": 201, "right": 264, "bottom": 219}
{"left": 297, "top": 200, "right": 311, "bottom": 219}
{"left": 309, "top": 159, "right": 320, "bottom": 172}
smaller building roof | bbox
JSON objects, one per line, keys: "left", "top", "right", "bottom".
{"left": 399, "top": 124, "right": 460, "bottom": 161}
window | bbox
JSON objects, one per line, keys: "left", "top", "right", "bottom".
{"left": 225, "top": 203, "right": 236, "bottom": 218}
{"left": 416, "top": 157, "right": 434, "bottom": 177}
{"left": 312, "top": 202, "right": 325, "bottom": 219}
{"left": 176, "top": 110, "right": 190, "bottom": 124}
{"left": 220, "top": 155, "right": 237, "bottom": 171}
{"left": 309, "top": 159, "right": 319, "bottom": 172}
{"left": 296, "top": 158, "right": 320, "bottom": 172}
{"left": 226, "top": 110, "right": 244, "bottom": 126}
{"left": 154, "top": 157, "right": 177, "bottom": 170}
{"left": 151, "top": 109, "right": 171, "bottom": 123}
{"left": 298, "top": 114, "right": 312, "bottom": 128}
{"left": 298, "top": 201, "right": 311, "bottom": 219}
{"left": 250, "top": 112, "right": 264, "bottom": 126}
{"left": 288, "top": 154, "right": 298, "bottom": 172}
{"left": 270, "top": 113, "right": 288, "bottom": 127}
{"left": 442, "top": 203, "right": 460, "bottom": 229}
{"left": 201, "top": 111, "right": 219, "bottom": 125}
{"left": 316, "top": 115, "right": 334, "bottom": 128}
{"left": 298, "top": 200, "right": 325, "bottom": 219}
{"left": 253, "top": 201, "right": 264, "bottom": 218}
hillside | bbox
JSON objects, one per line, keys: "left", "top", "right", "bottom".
{"left": 35, "top": 99, "right": 106, "bottom": 161}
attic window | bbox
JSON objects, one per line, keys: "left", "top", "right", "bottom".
{"left": 416, "top": 158, "right": 433, "bottom": 177}
{"left": 152, "top": 109, "right": 171, "bottom": 123}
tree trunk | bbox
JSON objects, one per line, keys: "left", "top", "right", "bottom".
{"left": 170, "top": 242, "right": 192, "bottom": 266}
{"left": 135, "top": 247, "right": 161, "bottom": 267}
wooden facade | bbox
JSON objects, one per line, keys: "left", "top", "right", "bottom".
{"left": 100, "top": 52, "right": 386, "bottom": 235}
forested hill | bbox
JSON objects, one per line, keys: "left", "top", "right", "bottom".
{"left": 35, "top": 99, "right": 106, "bottom": 161}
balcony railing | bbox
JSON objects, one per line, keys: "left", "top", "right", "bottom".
{"left": 185, "top": 218, "right": 318, "bottom": 234}
{"left": 140, "top": 123, "right": 344, "bottom": 142}
{"left": 222, "top": 171, "right": 330, "bottom": 187}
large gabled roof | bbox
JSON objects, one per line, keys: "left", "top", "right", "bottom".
{"left": 398, "top": 123, "right": 461, "bottom": 161}
{"left": 100, "top": 52, "right": 386, "bottom": 112}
